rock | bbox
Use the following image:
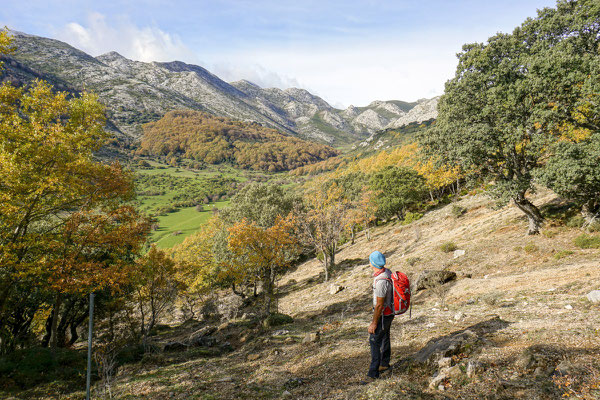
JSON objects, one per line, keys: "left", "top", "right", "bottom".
{"left": 284, "top": 377, "right": 305, "bottom": 389}
{"left": 218, "top": 322, "right": 231, "bottom": 331}
{"left": 426, "top": 323, "right": 436, "bottom": 328}
{"left": 329, "top": 284, "right": 344, "bottom": 295}
{"left": 515, "top": 352, "right": 534, "bottom": 370}
{"left": 453, "top": 249, "right": 466, "bottom": 259}
{"left": 438, "top": 357, "right": 452, "bottom": 369}
{"left": 586, "top": 290, "right": 600, "bottom": 303}
{"left": 415, "top": 270, "right": 457, "bottom": 291}
{"left": 189, "top": 325, "right": 217, "bottom": 342}
{"left": 302, "top": 332, "right": 320, "bottom": 344}
{"left": 284, "top": 337, "right": 295, "bottom": 344}
{"left": 564, "top": 304, "right": 573, "bottom": 310}
{"left": 454, "top": 312, "right": 465, "bottom": 321}
{"left": 413, "top": 329, "right": 479, "bottom": 365}
{"left": 466, "top": 360, "right": 481, "bottom": 378}
{"left": 247, "top": 353, "right": 260, "bottom": 361}
{"left": 447, "top": 365, "right": 463, "bottom": 379}
{"left": 555, "top": 360, "right": 581, "bottom": 376}
{"left": 282, "top": 390, "right": 292, "bottom": 398}
{"left": 429, "top": 371, "right": 448, "bottom": 389}
{"left": 272, "top": 329, "right": 289, "bottom": 336}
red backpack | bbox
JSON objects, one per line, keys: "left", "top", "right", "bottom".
{"left": 384, "top": 271, "right": 412, "bottom": 317}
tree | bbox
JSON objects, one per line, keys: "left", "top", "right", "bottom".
{"left": 133, "top": 246, "right": 181, "bottom": 346}
{"left": 419, "top": 0, "right": 600, "bottom": 234}
{"left": 369, "top": 166, "right": 426, "bottom": 221}
{"left": 537, "top": 133, "right": 600, "bottom": 226}
{"left": 296, "top": 181, "right": 350, "bottom": 281}
{"left": 220, "top": 182, "right": 300, "bottom": 229}
{"left": 227, "top": 216, "right": 299, "bottom": 314}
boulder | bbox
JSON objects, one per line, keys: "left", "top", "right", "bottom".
{"left": 453, "top": 249, "right": 466, "bottom": 259}
{"left": 438, "top": 357, "right": 452, "bottom": 369}
{"left": 415, "top": 270, "right": 457, "bottom": 291}
{"left": 302, "top": 332, "right": 320, "bottom": 344}
{"left": 466, "top": 360, "right": 481, "bottom": 378}
{"left": 329, "top": 284, "right": 345, "bottom": 295}
{"left": 413, "top": 329, "right": 478, "bottom": 365}
{"left": 586, "top": 290, "right": 600, "bottom": 303}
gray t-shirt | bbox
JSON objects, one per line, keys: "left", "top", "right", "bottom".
{"left": 373, "top": 269, "right": 393, "bottom": 311}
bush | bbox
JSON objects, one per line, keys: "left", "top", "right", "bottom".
{"left": 554, "top": 250, "right": 574, "bottom": 260}
{"left": 566, "top": 215, "right": 585, "bottom": 228}
{"left": 195, "top": 204, "right": 204, "bottom": 212}
{"left": 451, "top": 204, "right": 467, "bottom": 218}
{"left": 440, "top": 242, "right": 458, "bottom": 253}
{"left": 263, "top": 313, "right": 294, "bottom": 328}
{"left": 403, "top": 212, "right": 423, "bottom": 225}
{"left": 405, "top": 257, "right": 421, "bottom": 267}
{"left": 574, "top": 234, "right": 600, "bottom": 249}
{"left": 524, "top": 243, "right": 538, "bottom": 253}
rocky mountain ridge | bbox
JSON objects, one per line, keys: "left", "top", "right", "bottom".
{"left": 2, "top": 31, "right": 439, "bottom": 145}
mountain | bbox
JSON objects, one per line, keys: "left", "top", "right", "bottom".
{"left": 1, "top": 31, "right": 439, "bottom": 145}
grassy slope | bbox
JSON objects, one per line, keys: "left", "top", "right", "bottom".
{"left": 15, "top": 188, "right": 599, "bottom": 399}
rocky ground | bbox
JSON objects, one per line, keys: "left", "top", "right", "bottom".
{"left": 7, "top": 189, "right": 600, "bottom": 399}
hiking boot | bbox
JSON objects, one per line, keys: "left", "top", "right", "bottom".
{"left": 359, "top": 376, "right": 378, "bottom": 385}
{"left": 379, "top": 365, "right": 391, "bottom": 373}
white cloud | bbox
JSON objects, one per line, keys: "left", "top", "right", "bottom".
{"left": 54, "top": 12, "right": 197, "bottom": 62}
{"left": 209, "top": 62, "right": 301, "bottom": 91}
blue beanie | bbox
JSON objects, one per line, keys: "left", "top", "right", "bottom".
{"left": 369, "top": 251, "right": 386, "bottom": 268}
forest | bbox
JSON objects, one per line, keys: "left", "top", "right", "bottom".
{"left": 138, "top": 110, "right": 339, "bottom": 172}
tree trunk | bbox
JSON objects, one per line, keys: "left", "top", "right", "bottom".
{"left": 513, "top": 193, "right": 544, "bottom": 235}
{"left": 321, "top": 251, "right": 329, "bottom": 282}
{"left": 350, "top": 224, "right": 356, "bottom": 245}
{"left": 581, "top": 200, "right": 599, "bottom": 228}
{"left": 50, "top": 293, "right": 63, "bottom": 349}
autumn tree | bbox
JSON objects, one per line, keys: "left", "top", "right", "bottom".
{"left": 133, "top": 246, "right": 182, "bottom": 346}
{"left": 0, "top": 31, "right": 149, "bottom": 352}
{"left": 227, "top": 216, "right": 299, "bottom": 314}
{"left": 296, "top": 181, "right": 350, "bottom": 281}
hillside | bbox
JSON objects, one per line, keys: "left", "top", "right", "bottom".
{"left": 138, "top": 110, "right": 339, "bottom": 171}
{"left": 10, "top": 188, "right": 599, "bottom": 399}
{"left": 1, "top": 31, "right": 439, "bottom": 145}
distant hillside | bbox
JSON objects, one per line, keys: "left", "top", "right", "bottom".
{"left": 2, "top": 31, "right": 439, "bottom": 146}
{"left": 138, "top": 110, "right": 339, "bottom": 171}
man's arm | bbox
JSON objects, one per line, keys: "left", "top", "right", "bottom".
{"left": 368, "top": 296, "right": 385, "bottom": 334}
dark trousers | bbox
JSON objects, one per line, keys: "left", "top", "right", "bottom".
{"left": 368, "top": 314, "right": 394, "bottom": 378}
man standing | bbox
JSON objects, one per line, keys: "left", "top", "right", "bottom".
{"left": 367, "top": 250, "right": 394, "bottom": 381}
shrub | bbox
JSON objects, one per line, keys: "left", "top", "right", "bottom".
{"left": 403, "top": 212, "right": 423, "bottom": 225}
{"left": 574, "top": 234, "right": 600, "bottom": 249}
{"left": 263, "top": 313, "right": 293, "bottom": 328}
{"left": 566, "top": 215, "right": 585, "bottom": 228}
{"left": 405, "top": 257, "right": 421, "bottom": 267}
{"left": 451, "top": 204, "right": 467, "bottom": 218}
{"left": 524, "top": 243, "right": 538, "bottom": 253}
{"left": 195, "top": 204, "right": 204, "bottom": 212}
{"left": 554, "top": 250, "right": 574, "bottom": 260}
{"left": 440, "top": 242, "right": 458, "bottom": 253}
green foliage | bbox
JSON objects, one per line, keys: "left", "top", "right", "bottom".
{"left": 451, "top": 205, "right": 467, "bottom": 218}
{"left": 139, "top": 110, "right": 339, "bottom": 172}
{"left": 440, "top": 242, "right": 458, "bottom": 253}
{"left": 262, "top": 313, "right": 294, "bottom": 327}
{"left": 369, "top": 166, "right": 426, "bottom": 220}
{"left": 523, "top": 243, "right": 539, "bottom": 253}
{"left": 0, "top": 347, "right": 87, "bottom": 391}
{"left": 402, "top": 212, "right": 423, "bottom": 225}
{"left": 554, "top": 250, "right": 574, "bottom": 260}
{"left": 574, "top": 234, "right": 600, "bottom": 249}
{"left": 220, "top": 182, "right": 301, "bottom": 229}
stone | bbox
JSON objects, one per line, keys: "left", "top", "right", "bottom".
{"left": 272, "top": 329, "right": 289, "bottom": 336}
{"left": 329, "top": 284, "right": 345, "bottom": 295}
{"left": 247, "top": 353, "right": 260, "bottom": 361}
{"left": 586, "top": 290, "right": 600, "bottom": 303}
{"left": 466, "top": 360, "right": 480, "bottom": 378}
{"left": 438, "top": 357, "right": 452, "bottom": 369}
{"left": 515, "top": 352, "right": 534, "bottom": 370}
{"left": 284, "top": 337, "right": 295, "bottom": 344}
{"left": 426, "top": 322, "right": 436, "bottom": 328}
{"left": 302, "top": 332, "right": 320, "bottom": 344}
{"left": 454, "top": 312, "right": 465, "bottom": 321}
{"left": 564, "top": 304, "right": 573, "bottom": 310}
{"left": 429, "top": 371, "right": 448, "bottom": 389}
{"left": 413, "top": 329, "right": 479, "bottom": 365}
{"left": 415, "top": 270, "right": 457, "bottom": 291}
{"left": 284, "top": 377, "right": 305, "bottom": 389}
{"left": 282, "top": 391, "right": 292, "bottom": 398}
{"left": 453, "top": 249, "right": 466, "bottom": 259}
{"left": 447, "top": 365, "right": 463, "bottom": 380}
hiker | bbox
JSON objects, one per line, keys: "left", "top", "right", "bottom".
{"left": 366, "top": 250, "right": 394, "bottom": 380}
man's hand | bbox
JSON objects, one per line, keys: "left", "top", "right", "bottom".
{"left": 368, "top": 321, "right": 377, "bottom": 334}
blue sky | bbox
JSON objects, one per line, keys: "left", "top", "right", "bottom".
{"left": 1, "top": 0, "right": 558, "bottom": 107}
